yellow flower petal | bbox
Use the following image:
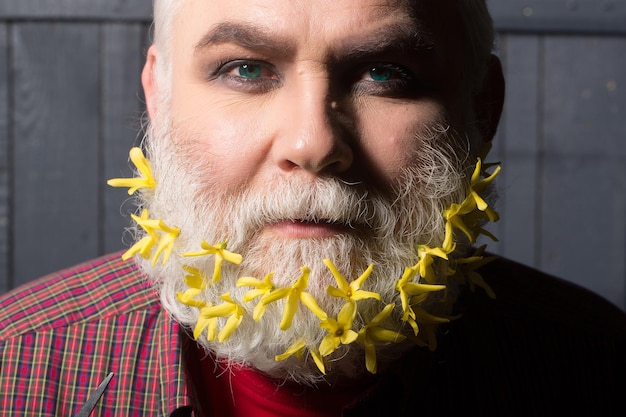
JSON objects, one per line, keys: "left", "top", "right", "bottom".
{"left": 337, "top": 301, "right": 356, "bottom": 325}
{"left": 260, "top": 287, "right": 291, "bottom": 305}
{"left": 326, "top": 287, "right": 347, "bottom": 299}
{"left": 340, "top": 329, "right": 359, "bottom": 345}
{"left": 237, "top": 276, "right": 264, "bottom": 288}
{"left": 323, "top": 259, "right": 351, "bottom": 294}
{"left": 364, "top": 342, "right": 377, "bottom": 374}
{"left": 184, "top": 241, "right": 242, "bottom": 282}
{"left": 275, "top": 339, "right": 306, "bottom": 362}
{"left": 310, "top": 349, "right": 326, "bottom": 375}
{"left": 368, "top": 327, "right": 406, "bottom": 343}
{"left": 280, "top": 291, "right": 300, "bottom": 330}
{"left": 352, "top": 264, "right": 375, "bottom": 289}
{"left": 319, "top": 333, "right": 341, "bottom": 357}
{"left": 324, "top": 260, "right": 379, "bottom": 302}
{"left": 107, "top": 147, "right": 156, "bottom": 194}
{"left": 218, "top": 313, "right": 244, "bottom": 342}
{"left": 300, "top": 292, "right": 327, "bottom": 320}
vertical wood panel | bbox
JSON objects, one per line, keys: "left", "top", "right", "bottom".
{"left": 0, "top": 0, "right": 151, "bottom": 20}
{"left": 102, "top": 23, "right": 147, "bottom": 253}
{"left": 490, "top": 34, "right": 542, "bottom": 267}
{"left": 0, "top": 24, "right": 9, "bottom": 292}
{"left": 12, "top": 23, "right": 100, "bottom": 285}
{"left": 541, "top": 36, "right": 626, "bottom": 307}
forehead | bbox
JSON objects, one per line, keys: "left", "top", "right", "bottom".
{"left": 171, "top": 0, "right": 462, "bottom": 54}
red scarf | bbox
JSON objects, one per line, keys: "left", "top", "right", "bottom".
{"left": 196, "top": 353, "right": 372, "bottom": 417}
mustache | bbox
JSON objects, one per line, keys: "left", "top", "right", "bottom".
{"left": 222, "top": 176, "right": 396, "bottom": 235}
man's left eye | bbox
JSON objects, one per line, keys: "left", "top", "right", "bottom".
{"left": 351, "top": 64, "right": 420, "bottom": 97}
{"left": 365, "top": 65, "right": 412, "bottom": 82}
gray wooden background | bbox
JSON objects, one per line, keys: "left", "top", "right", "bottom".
{"left": 1, "top": 0, "right": 625, "bottom": 310}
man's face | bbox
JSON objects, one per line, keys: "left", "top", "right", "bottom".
{"left": 163, "top": 0, "right": 469, "bottom": 208}
{"left": 141, "top": 0, "right": 479, "bottom": 381}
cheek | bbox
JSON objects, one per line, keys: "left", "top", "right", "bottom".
{"left": 357, "top": 101, "right": 447, "bottom": 179}
{"left": 170, "top": 87, "right": 271, "bottom": 189}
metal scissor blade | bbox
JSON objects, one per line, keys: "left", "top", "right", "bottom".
{"left": 73, "top": 372, "right": 114, "bottom": 417}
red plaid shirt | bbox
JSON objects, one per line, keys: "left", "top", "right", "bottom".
{"left": 2, "top": 252, "right": 626, "bottom": 416}
{"left": 0, "top": 253, "right": 193, "bottom": 416}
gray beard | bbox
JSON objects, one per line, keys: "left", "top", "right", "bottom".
{"left": 135, "top": 118, "right": 471, "bottom": 384}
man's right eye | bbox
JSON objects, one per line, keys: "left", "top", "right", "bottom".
{"left": 214, "top": 60, "right": 281, "bottom": 93}
{"left": 233, "top": 63, "right": 264, "bottom": 79}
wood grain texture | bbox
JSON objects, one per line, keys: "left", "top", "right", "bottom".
{"left": 0, "top": 0, "right": 151, "bottom": 20}
{"left": 102, "top": 23, "right": 149, "bottom": 254}
{"left": 3, "top": 0, "right": 625, "bottom": 34}
{"left": 489, "top": 34, "right": 542, "bottom": 268}
{"left": 540, "top": 36, "right": 626, "bottom": 307}
{"left": 489, "top": 0, "right": 626, "bottom": 34}
{"left": 0, "top": 24, "right": 9, "bottom": 292}
{"left": 12, "top": 23, "right": 100, "bottom": 285}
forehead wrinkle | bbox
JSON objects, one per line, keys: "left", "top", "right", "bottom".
{"left": 194, "top": 21, "right": 296, "bottom": 56}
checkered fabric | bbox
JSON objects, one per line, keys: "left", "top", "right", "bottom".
{"left": 2, "top": 252, "right": 626, "bottom": 416}
{"left": 0, "top": 254, "right": 192, "bottom": 416}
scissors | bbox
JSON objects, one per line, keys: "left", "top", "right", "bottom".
{"left": 73, "top": 372, "right": 114, "bottom": 417}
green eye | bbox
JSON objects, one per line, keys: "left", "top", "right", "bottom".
{"left": 238, "top": 63, "right": 263, "bottom": 79}
{"left": 369, "top": 67, "right": 394, "bottom": 82}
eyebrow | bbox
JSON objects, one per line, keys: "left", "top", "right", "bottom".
{"left": 194, "top": 22, "right": 296, "bottom": 56}
{"left": 194, "top": 20, "right": 436, "bottom": 61}
{"left": 335, "top": 22, "right": 436, "bottom": 61}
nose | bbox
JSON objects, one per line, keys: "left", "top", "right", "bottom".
{"left": 272, "top": 79, "right": 353, "bottom": 175}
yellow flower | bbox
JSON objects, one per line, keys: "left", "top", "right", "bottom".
{"left": 441, "top": 158, "right": 501, "bottom": 251}
{"left": 274, "top": 339, "right": 326, "bottom": 374}
{"left": 413, "top": 323, "right": 440, "bottom": 351}
{"left": 176, "top": 266, "right": 209, "bottom": 305}
{"left": 405, "top": 304, "right": 450, "bottom": 337}
{"left": 396, "top": 267, "right": 446, "bottom": 320}
{"left": 461, "top": 210, "right": 500, "bottom": 241}
{"left": 122, "top": 209, "right": 158, "bottom": 261}
{"left": 309, "top": 349, "right": 326, "bottom": 375}
{"left": 200, "top": 293, "right": 245, "bottom": 343}
{"left": 121, "top": 210, "right": 180, "bottom": 265}
{"left": 443, "top": 202, "right": 475, "bottom": 249}
{"left": 107, "top": 147, "right": 156, "bottom": 194}
{"left": 415, "top": 245, "right": 450, "bottom": 284}
{"left": 275, "top": 338, "right": 307, "bottom": 362}
{"left": 184, "top": 240, "right": 243, "bottom": 283}
{"left": 469, "top": 158, "right": 501, "bottom": 220}
{"left": 395, "top": 267, "right": 446, "bottom": 335}
{"left": 137, "top": 217, "right": 180, "bottom": 266}
{"left": 357, "top": 304, "right": 406, "bottom": 374}
{"left": 319, "top": 301, "right": 359, "bottom": 357}
{"left": 324, "top": 259, "right": 381, "bottom": 303}
{"left": 237, "top": 273, "right": 276, "bottom": 321}
{"left": 193, "top": 301, "right": 218, "bottom": 340}
{"left": 453, "top": 246, "right": 497, "bottom": 299}
{"left": 261, "top": 267, "right": 327, "bottom": 330}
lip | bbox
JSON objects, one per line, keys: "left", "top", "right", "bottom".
{"left": 267, "top": 220, "right": 349, "bottom": 239}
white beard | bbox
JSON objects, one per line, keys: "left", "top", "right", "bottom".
{"left": 135, "top": 117, "right": 471, "bottom": 384}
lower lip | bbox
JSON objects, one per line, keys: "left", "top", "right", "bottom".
{"left": 268, "top": 221, "right": 347, "bottom": 239}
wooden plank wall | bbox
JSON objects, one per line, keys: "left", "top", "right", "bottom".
{"left": 490, "top": 33, "right": 626, "bottom": 310}
{"left": 0, "top": 4, "right": 150, "bottom": 294}
{"left": 1, "top": 1, "right": 625, "bottom": 310}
